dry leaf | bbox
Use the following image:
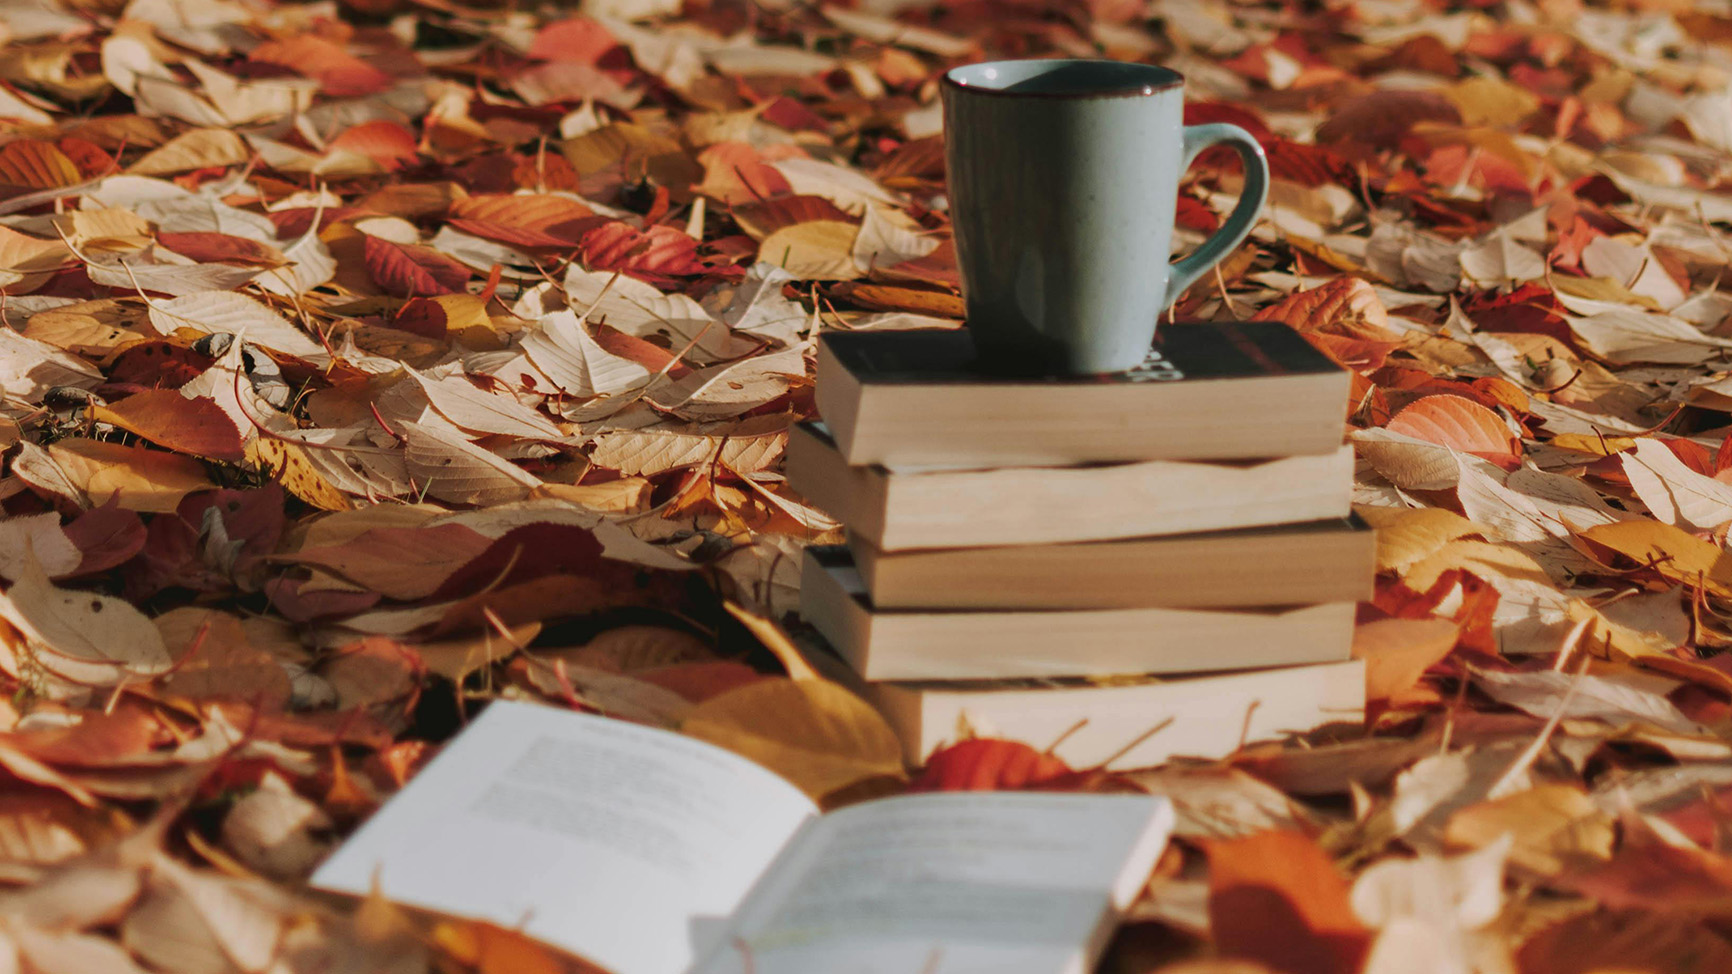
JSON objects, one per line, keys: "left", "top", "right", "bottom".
{"left": 681, "top": 677, "right": 907, "bottom": 799}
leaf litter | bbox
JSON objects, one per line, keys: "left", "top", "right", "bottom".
{"left": 10, "top": 0, "right": 1732, "bottom": 968}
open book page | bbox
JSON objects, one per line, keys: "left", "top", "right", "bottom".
{"left": 692, "top": 792, "right": 1174, "bottom": 974}
{"left": 310, "top": 701, "right": 818, "bottom": 974}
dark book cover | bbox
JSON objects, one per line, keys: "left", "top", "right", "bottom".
{"left": 821, "top": 321, "right": 1340, "bottom": 386}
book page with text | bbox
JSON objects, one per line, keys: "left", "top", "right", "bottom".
{"left": 692, "top": 792, "right": 1173, "bottom": 974}
{"left": 311, "top": 701, "right": 818, "bottom": 974}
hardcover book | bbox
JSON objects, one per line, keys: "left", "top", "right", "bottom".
{"left": 312, "top": 702, "right": 1175, "bottom": 974}
{"left": 815, "top": 321, "right": 1348, "bottom": 466}
{"left": 800, "top": 546, "right": 1357, "bottom": 681}
{"left": 787, "top": 421, "right": 1354, "bottom": 551}
{"left": 847, "top": 515, "right": 1376, "bottom": 611}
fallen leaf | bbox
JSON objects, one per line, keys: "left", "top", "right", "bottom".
{"left": 681, "top": 677, "right": 907, "bottom": 799}
{"left": 1205, "top": 830, "right": 1371, "bottom": 974}
{"left": 89, "top": 391, "right": 244, "bottom": 462}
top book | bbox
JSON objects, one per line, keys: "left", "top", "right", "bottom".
{"left": 815, "top": 322, "right": 1349, "bottom": 466}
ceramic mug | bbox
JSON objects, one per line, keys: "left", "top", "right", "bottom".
{"left": 942, "top": 59, "right": 1270, "bottom": 374}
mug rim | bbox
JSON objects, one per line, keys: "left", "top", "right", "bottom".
{"left": 941, "top": 58, "right": 1183, "bottom": 100}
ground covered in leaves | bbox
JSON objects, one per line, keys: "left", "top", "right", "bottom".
{"left": 6, "top": 0, "right": 1732, "bottom": 969}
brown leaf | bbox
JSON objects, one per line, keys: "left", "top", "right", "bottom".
{"left": 1517, "top": 910, "right": 1732, "bottom": 974}
{"left": 278, "top": 524, "right": 494, "bottom": 601}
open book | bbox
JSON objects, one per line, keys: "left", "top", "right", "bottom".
{"left": 311, "top": 701, "right": 1175, "bottom": 974}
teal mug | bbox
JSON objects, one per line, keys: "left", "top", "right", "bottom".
{"left": 942, "top": 59, "right": 1269, "bottom": 375}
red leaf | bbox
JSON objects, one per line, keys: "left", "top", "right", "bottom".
{"left": 1205, "top": 830, "right": 1371, "bottom": 974}
{"left": 106, "top": 341, "right": 214, "bottom": 389}
{"left": 263, "top": 576, "right": 382, "bottom": 623}
{"left": 363, "top": 235, "right": 471, "bottom": 297}
{"left": 527, "top": 17, "right": 618, "bottom": 62}
{"left": 429, "top": 524, "right": 611, "bottom": 602}
{"left": 910, "top": 739, "right": 1075, "bottom": 792}
{"left": 579, "top": 222, "right": 707, "bottom": 284}
{"left": 60, "top": 497, "right": 147, "bottom": 577}
{"left": 392, "top": 297, "right": 451, "bottom": 340}
{"left": 55, "top": 136, "right": 118, "bottom": 179}
{"left": 89, "top": 390, "right": 246, "bottom": 462}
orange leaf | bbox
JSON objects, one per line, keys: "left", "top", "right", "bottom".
{"left": 1205, "top": 830, "right": 1370, "bottom": 974}
{"left": 0, "top": 140, "right": 81, "bottom": 190}
{"left": 910, "top": 738, "right": 1076, "bottom": 792}
{"left": 89, "top": 390, "right": 245, "bottom": 462}
{"left": 1351, "top": 617, "right": 1459, "bottom": 703}
{"left": 249, "top": 35, "right": 392, "bottom": 95}
{"left": 1251, "top": 277, "right": 1398, "bottom": 342}
{"left": 449, "top": 194, "right": 598, "bottom": 248}
{"left": 697, "top": 142, "right": 793, "bottom": 206}
{"left": 1383, "top": 394, "right": 1522, "bottom": 467}
{"left": 327, "top": 121, "right": 420, "bottom": 170}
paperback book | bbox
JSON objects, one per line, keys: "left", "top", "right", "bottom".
{"left": 311, "top": 701, "right": 1175, "bottom": 974}
{"left": 787, "top": 421, "right": 1354, "bottom": 551}
{"left": 801, "top": 546, "right": 1357, "bottom": 680}
{"left": 847, "top": 515, "right": 1376, "bottom": 611}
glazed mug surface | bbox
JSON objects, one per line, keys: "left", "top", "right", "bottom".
{"left": 942, "top": 59, "right": 1270, "bottom": 374}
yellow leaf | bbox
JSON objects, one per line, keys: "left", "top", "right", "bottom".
{"left": 1547, "top": 432, "right": 1637, "bottom": 457}
{"left": 1443, "top": 784, "right": 1613, "bottom": 876}
{"left": 1356, "top": 506, "right": 1482, "bottom": 573}
{"left": 1403, "top": 539, "right": 1550, "bottom": 592}
{"left": 47, "top": 438, "right": 213, "bottom": 513}
{"left": 681, "top": 676, "right": 906, "bottom": 799}
{"left": 1443, "top": 76, "right": 1541, "bottom": 128}
{"left": 127, "top": 127, "right": 250, "bottom": 176}
{"left": 759, "top": 220, "right": 863, "bottom": 281}
{"left": 248, "top": 439, "right": 351, "bottom": 512}
{"left": 1575, "top": 519, "right": 1732, "bottom": 596}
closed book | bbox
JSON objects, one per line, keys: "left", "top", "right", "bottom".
{"left": 800, "top": 546, "right": 1356, "bottom": 681}
{"left": 797, "top": 648, "right": 1367, "bottom": 770}
{"left": 787, "top": 421, "right": 1353, "bottom": 551}
{"left": 848, "top": 516, "right": 1375, "bottom": 610}
{"left": 815, "top": 321, "right": 1347, "bottom": 466}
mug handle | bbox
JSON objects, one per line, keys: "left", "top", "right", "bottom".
{"left": 1164, "top": 123, "right": 1270, "bottom": 308}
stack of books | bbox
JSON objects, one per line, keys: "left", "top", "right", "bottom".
{"left": 792, "top": 321, "right": 1373, "bottom": 771}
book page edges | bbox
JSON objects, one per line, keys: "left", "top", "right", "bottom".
{"left": 844, "top": 370, "right": 1347, "bottom": 466}
{"left": 866, "top": 660, "right": 1367, "bottom": 768}
{"left": 877, "top": 445, "right": 1354, "bottom": 550}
